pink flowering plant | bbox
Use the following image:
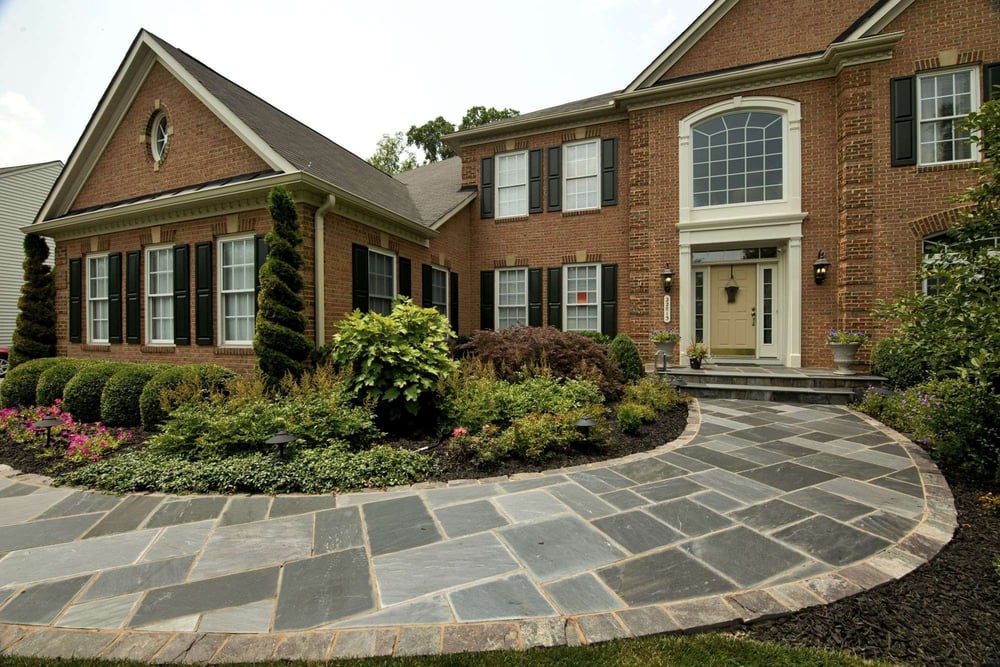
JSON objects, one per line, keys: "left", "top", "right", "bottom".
{"left": 0, "top": 399, "right": 133, "bottom": 463}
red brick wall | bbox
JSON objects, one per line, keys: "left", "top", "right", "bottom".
{"left": 661, "top": 0, "right": 873, "bottom": 82}
{"left": 70, "top": 62, "right": 270, "bottom": 212}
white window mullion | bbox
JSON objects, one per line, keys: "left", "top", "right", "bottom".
{"left": 496, "top": 152, "right": 528, "bottom": 219}
{"left": 146, "top": 246, "right": 174, "bottom": 344}
{"left": 368, "top": 248, "right": 396, "bottom": 315}
{"left": 87, "top": 255, "right": 109, "bottom": 344}
{"left": 496, "top": 268, "right": 528, "bottom": 329}
{"left": 564, "top": 140, "right": 600, "bottom": 211}
{"left": 563, "top": 264, "right": 600, "bottom": 332}
{"left": 219, "top": 236, "right": 256, "bottom": 345}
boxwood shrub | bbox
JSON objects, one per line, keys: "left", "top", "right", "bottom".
{"left": 0, "top": 357, "right": 62, "bottom": 408}
{"left": 100, "top": 363, "right": 171, "bottom": 427}
{"left": 870, "top": 336, "right": 929, "bottom": 390}
{"left": 609, "top": 334, "right": 644, "bottom": 382}
{"left": 63, "top": 362, "right": 129, "bottom": 423}
{"left": 139, "top": 364, "right": 238, "bottom": 431}
{"left": 35, "top": 358, "right": 93, "bottom": 407}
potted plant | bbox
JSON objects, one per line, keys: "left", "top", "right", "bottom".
{"left": 827, "top": 329, "right": 868, "bottom": 374}
{"left": 651, "top": 328, "right": 680, "bottom": 370}
{"left": 686, "top": 341, "right": 709, "bottom": 369}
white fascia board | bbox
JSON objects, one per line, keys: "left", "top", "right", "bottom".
{"left": 842, "top": 0, "right": 914, "bottom": 41}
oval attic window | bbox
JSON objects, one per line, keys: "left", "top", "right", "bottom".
{"left": 151, "top": 113, "right": 169, "bottom": 162}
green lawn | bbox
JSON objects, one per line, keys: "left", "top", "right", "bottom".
{"left": 3, "top": 633, "right": 897, "bottom": 666}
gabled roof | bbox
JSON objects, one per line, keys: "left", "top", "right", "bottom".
{"left": 38, "top": 30, "right": 466, "bottom": 232}
{"left": 393, "top": 157, "right": 476, "bottom": 229}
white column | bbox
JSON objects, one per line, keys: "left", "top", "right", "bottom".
{"left": 678, "top": 241, "right": 693, "bottom": 364}
{"left": 786, "top": 236, "right": 802, "bottom": 368}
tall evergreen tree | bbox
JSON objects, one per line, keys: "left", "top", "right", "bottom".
{"left": 253, "top": 186, "right": 312, "bottom": 387}
{"left": 10, "top": 234, "right": 56, "bottom": 369}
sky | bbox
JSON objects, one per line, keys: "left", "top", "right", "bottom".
{"left": 0, "top": 0, "right": 714, "bottom": 168}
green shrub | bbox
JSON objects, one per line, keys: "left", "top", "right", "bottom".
{"left": 0, "top": 357, "right": 61, "bottom": 408}
{"left": 35, "top": 359, "right": 93, "bottom": 407}
{"left": 328, "top": 299, "right": 456, "bottom": 426}
{"left": 139, "top": 364, "right": 237, "bottom": 431}
{"left": 617, "top": 402, "right": 656, "bottom": 435}
{"left": 63, "top": 363, "right": 128, "bottom": 423}
{"left": 575, "top": 331, "right": 612, "bottom": 346}
{"left": 870, "top": 336, "right": 928, "bottom": 390}
{"left": 100, "top": 364, "right": 171, "bottom": 427}
{"left": 916, "top": 377, "right": 1000, "bottom": 479}
{"left": 457, "top": 327, "right": 624, "bottom": 399}
{"left": 623, "top": 376, "right": 685, "bottom": 413}
{"left": 451, "top": 407, "right": 608, "bottom": 465}
{"left": 609, "top": 334, "right": 644, "bottom": 382}
{"left": 9, "top": 233, "right": 56, "bottom": 369}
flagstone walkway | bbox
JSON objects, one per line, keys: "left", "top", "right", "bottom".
{"left": 0, "top": 399, "right": 956, "bottom": 663}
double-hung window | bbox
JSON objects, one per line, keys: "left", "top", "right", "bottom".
{"left": 368, "top": 249, "right": 396, "bottom": 315}
{"left": 496, "top": 268, "right": 527, "bottom": 329}
{"left": 87, "top": 254, "right": 109, "bottom": 343}
{"left": 918, "top": 69, "right": 978, "bottom": 165}
{"left": 564, "top": 264, "right": 600, "bottom": 332}
{"left": 219, "top": 236, "right": 255, "bottom": 345}
{"left": 496, "top": 152, "right": 528, "bottom": 219}
{"left": 430, "top": 266, "right": 448, "bottom": 316}
{"left": 564, "top": 140, "right": 600, "bottom": 211}
{"left": 146, "top": 246, "right": 173, "bottom": 344}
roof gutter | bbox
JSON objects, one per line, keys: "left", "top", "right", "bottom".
{"left": 443, "top": 100, "right": 621, "bottom": 150}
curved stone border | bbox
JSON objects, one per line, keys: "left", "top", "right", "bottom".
{"left": 0, "top": 400, "right": 957, "bottom": 663}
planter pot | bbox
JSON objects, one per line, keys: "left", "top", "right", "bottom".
{"left": 689, "top": 358, "right": 703, "bottom": 370}
{"left": 653, "top": 341, "right": 675, "bottom": 370}
{"left": 829, "top": 342, "right": 861, "bottom": 375}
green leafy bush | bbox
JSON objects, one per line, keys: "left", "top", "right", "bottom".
{"left": 457, "top": 327, "right": 624, "bottom": 399}
{"left": 575, "top": 331, "right": 612, "bottom": 346}
{"left": 100, "top": 364, "right": 171, "bottom": 427}
{"left": 623, "top": 376, "right": 685, "bottom": 413}
{"left": 450, "top": 407, "right": 608, "bottom": 465}
{"left": 139, "top": 364, "right": 237, "bottom": 431}
{"left": 870, "top": 336, "right": 928, "bottom": 390}
{"left": 35, "top": 359, "right": 93, "bottom": 407}
{"left": 328, "top": 299, "right": 456, "bottom": 425}
{"left": 609, "top": 334, "right": 644, "bottom": 382}
{"left": 62, "top": 363, "right": 128, "bottom": 424}
{"left": 617, "top": 402, "right": 656, "bottom": 435}
{"left": 0, "top": 357, "right": 61, "bottom": 408}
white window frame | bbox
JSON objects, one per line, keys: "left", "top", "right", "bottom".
{"left": 151, "top": 112, "right": 169, "bottom": 162}
{"left": 563, "top": 139, "right": 601, "bottom": 212}
{"left": 217, "top": 234, "right": 256, "bottom": 346}
{"left": 916, "top": 67, "right": 980, "bottom": 167}
{"left": 563, "top": 263, "right": 601, "bottom": 332}
{"left": 495, "top": 151, "right": 528, "bottom": 219}
{"left": 690, "top": 111, "right": 783, "bottom": 208}
{"left": 495, "top": 267, "right": 528, "bottom": 330}
{"left": 145, "top": 245, "right": 174, "bottom": 345}
{"left": 367, "top": 247, "right": 397, "bottom": 315}
{"left": 87, "top": 253, "right": 110, "bottom": 344}
{"left": 430, "top": 265, "right": 449, "bottom": 316}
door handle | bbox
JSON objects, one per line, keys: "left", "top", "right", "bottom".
{"left": 751, "top": 306, "right": 756, "bottom": 327}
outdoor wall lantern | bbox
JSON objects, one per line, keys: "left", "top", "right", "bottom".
{"left": 661, "top": 266, "right": 674, "bottom": 293}
{"left": 724, "top": 265, "right": 740, "bottom": 303}
{"left": 265, "top": 430, "right": 298, "bottom": 457}
{"left": 813, "top": 250, "right": 831, "bottom": 285}
{"left": 33, "top": 416, "right": 62, "bottom": 448}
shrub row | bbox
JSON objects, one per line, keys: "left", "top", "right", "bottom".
{"left": 617, "top": 376, "right": 687, "bottom": 436}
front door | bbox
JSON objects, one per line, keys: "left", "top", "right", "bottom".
{"left": 710, "top": 264, "right": 757, "bottom": 357}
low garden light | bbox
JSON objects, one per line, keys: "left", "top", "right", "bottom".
{"left": 33, "top": 416, "right": 62, "bottom": 448}
{"left": 661, "top": 266, "right": 674, "bottom": 293}
{"left": 813, "top": 250, "right": 831, "bottom": 285}
{"left": 574, "top": 417, "right": 596, "bottom": 440}
{"left": 265, "top": 430, "right": 298, "bottom": 457}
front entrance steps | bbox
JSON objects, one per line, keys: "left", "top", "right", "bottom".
{"left": 657, "top": 363, "right": 884, "bottom": 404}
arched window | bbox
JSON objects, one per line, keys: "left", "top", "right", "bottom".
{"left": 692, "top": 111, "right": 783, "bottom": 207}
{"left": 150, "top": 112, "right": 169, "bottom": 162}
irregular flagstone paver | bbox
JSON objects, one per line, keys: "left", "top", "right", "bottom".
{"left": 0, "top": 398, "right": 958, "bottom": 662}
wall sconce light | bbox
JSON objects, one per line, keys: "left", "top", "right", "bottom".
{"left": 813, "top": 250, "right": 831, "bottom": 285}
{"left": 661, "top": 266, "right": 674, "bottom": 293}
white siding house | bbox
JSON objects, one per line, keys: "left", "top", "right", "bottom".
{"left": 0, "top": 161, "right": 62, "bottom": 347}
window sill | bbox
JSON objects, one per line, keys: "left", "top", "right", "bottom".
{"left": 215, "top": 346, "right": 254, "bottom": 356}
{"left": 494, "top": 215, "right": 529, "bottom": 223}
{"left": 81, "top": 344, "right": 111, "bottom": 352}
{"left": 915, "top": 160, "right": 981, "bottom": 174}
{"left": 141, "top": 345, "right": 175, "bottom": 354}
{"left": 562, "top": 208, "right": 601, "bottom": 218}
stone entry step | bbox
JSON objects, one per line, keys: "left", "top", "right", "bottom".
{"left": 660, "top": 366, "right": 884, "bottom": 404}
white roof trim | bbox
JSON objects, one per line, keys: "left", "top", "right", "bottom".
{"left": 625, "top": 0, "right": 739, "bottom": 93}
{"left": 841, "top": 0, "right": 914, "bottom": 41}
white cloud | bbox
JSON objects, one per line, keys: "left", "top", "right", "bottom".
{"left": 0, "top": 91, "right": 57, "bottom": 166}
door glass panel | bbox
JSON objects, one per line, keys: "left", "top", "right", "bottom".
{"left": 694, "top": 271, "right": 705, "bottom": 343}
{"left": 762, "top": 267, "right": 773, "bottom": 345}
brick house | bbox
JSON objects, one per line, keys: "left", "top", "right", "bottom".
{"left": 29, "top": 0, "right": 1000, "bottom": 373}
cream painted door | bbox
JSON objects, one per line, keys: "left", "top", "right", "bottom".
{"left": 710, "top": 265, "right": 757, "bottom": 356}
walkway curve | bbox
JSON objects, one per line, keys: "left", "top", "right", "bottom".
{"left": 0, "top": 399, "right": 956, "bottom": 663}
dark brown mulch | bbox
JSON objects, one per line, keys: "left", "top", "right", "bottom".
{"left": 744, "top": 466, "right": 1000, "bottom": 667}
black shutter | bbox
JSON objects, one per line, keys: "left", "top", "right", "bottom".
{"left": 69, "top": 258, "right": 81, "bottom": 343}
{"left": 600, "top": 264, "right": 618, "bottom": 337}
{"left": 547, "top": 147, "right": 562, "bottom": 212}
{"left": 107, "top": 252, "right": 122, "bottom": 344}
{"left": 986, "top": 63, "right": 1000, "bottom": 101}
{"left": 480, "top": 157, "right": 494, "bottom": 219}
{"left": 254, "top": 235, "right": 268, "bottom": 317}
{"left": 173, "top": 244, "right": 190, "bottom": 345}
{"left": 125, "top": 251, "right": 140, "bottom": 344}
{"left": 528, "top": 268, "right": 542, "bottom": 327}
{"left": 528, "top": 149, "right": 542, "bottom": 213}
{"left": 421, "top": 264, "right": 433, "bottom": 308}
{"left": 547, "top": 267, "right": 562, "bottom": 329}
{"left": 449, "top": 272, "right": 459, "bottom": 334}
{"left": 891, "top": 76, "right": 916, "bottom": 167}
{"left": 352, "top": 244, "right": 369, "bottom": 312}
{"left": 480, "top": 271, "right": 494, "bottom": 330}
{"left": 601, "top": 138, "right": 618, "bottom": 206}
{"left": 398, "top": 257, "right": 411, "bottom": 299}
{"left": 195, "top": 242, "right": 213, "bottom": 345}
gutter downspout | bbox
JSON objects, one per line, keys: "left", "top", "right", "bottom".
{"left": 314, "top": 194, "right": 336, "bottom": 348}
